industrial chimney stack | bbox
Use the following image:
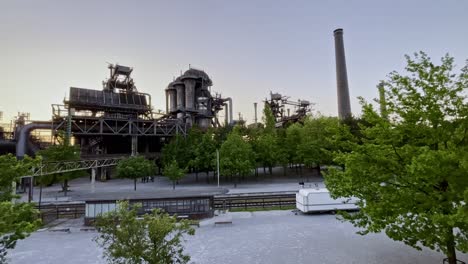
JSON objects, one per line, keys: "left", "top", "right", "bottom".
{"left": 253, "top": 102, "right": 258, "bottom": 124}
{"left": 333, "top": 28, "right": 352, "bottom": 119}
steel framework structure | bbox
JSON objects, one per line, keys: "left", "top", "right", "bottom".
{"left": 21, "top": 157, "right": 125, "bottom": 179}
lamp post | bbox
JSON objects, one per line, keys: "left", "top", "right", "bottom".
{"left": 216, "top": 149, "right": 220, "bottom": 188}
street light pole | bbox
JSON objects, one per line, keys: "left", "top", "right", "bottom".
{"left": 216, "top": 149, "right": 220, "bottom": 188}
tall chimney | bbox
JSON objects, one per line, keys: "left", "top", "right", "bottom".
{"left": 254, "top": 102, "right": 258, "bottom": 124}
{"left": 334, "top": 28, "right": 352, "bottom": 119}
{"left": 378, "top": 81, "right": 388, "bottom": 120}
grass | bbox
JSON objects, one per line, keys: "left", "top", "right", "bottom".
{"left": 229, "top": 205, "right": 296, "bottom": 212}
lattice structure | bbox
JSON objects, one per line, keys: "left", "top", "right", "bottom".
{"left": 265, "top": 92, "right": 312, "bottom": 128}
{"left": 22, "top": 157, "right": 124, "bottom": 178}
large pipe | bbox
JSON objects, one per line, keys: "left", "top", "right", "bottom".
{"left": 334, "top": 28, "right": 352, "bottom": 119}
{"left": 0, "top": 140, "right": 15, "bottom": 150}
{"left": 224, "top": 103, "right": 229, "bottom": 126}
{"left": 165, "top": 89, "right": 169, "bottom": 114}
{"left": 225, "top": 97, "right": 233, "bottom": 124}
{"left": 16, "top": 122, "right": 52, "bottom": 159}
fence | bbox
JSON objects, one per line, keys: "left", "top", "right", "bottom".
{"left": 38, "top": 203, "right": 85, "bottom": 225}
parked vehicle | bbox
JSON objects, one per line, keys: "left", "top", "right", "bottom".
{"left": 296, "top": 188, "right": 359, "bottom": 213}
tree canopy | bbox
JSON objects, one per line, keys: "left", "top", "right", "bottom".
{"left": 94, "top": 201, "right": 194, "bottom": 264}
{"left": 163, "top": 160, "right": 186, "bottom": 190}
{"left": 116, "top": 156, "right": 155, "bottom": 191}
{"left": 219, "top": 127, "right": 255, "bottom": 186}
{"left": 37, "top": 142, "right": 83, "bottom": 195}
{"left": 326, "top": 52, "right": 468, "bottom": 264}
{"left": 0, "top": 154, "right": 41, "bottom": 263}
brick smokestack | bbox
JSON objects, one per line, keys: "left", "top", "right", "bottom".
{"left": 334, "top": 28, "right": 352, "bottom": 119}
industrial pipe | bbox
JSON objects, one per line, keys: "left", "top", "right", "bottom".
{"left": 225, "top": 97, "right": 233, "bottom": 124}
{"left": 165, "top": 89, "right": 169, "bottom": 114}
{"left": 16, "top": 122, "right": 53, "bottom": 159}
{"left": 224, "top": 103, "right": 229, "bottom": 125}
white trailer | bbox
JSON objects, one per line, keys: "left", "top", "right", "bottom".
{"left": 296, "top": 188, "right": 359, "bottom": 213}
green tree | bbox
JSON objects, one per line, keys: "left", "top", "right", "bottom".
{"left": 185, "top": 127, "right": 203, "bottom": 177}
{"left": 37, "top": 143, "right": 83, "bottom": 196}
{"left": 326, "top": 52, "right": 468, "bottom": 264}
{"left": 0, "top": 154, "right": 41, "bottom": 262}
{"left": 163, "top": 160, "right": 186, "bottom": 190}
{"left": 275, "top": 128, "right": 290, "bottom": 176}
{"left": 285, "top": 123, "right": 303, "bottom": 171}
{"left": 262, "top": 103, "right": 276, "bottom": 133}
{"left": 298, "top": 116, "right": 338, "bottom": 172}
{"left": 193, "top": 131, "right": 217, "bottom": 179}
{"left": 257, "top": 104, "right": 279, "bottom": 174}
{"left": 220, "top": 127, "right": 255, "bottom": 187}
{"left": 257, "top": 133, "right": 278, "bottom": 175}
{"left": 95, "top": 201, "right": 194, "bottom": 264}
{"left": 117, "top": 156, "right": 155, "bottom": 191}
{"left": 162, "top": 134, "right": 190, "bottom": 169}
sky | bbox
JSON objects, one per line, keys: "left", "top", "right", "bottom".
{"left": 2, "top": 0, "right": 468, "bottom": 123}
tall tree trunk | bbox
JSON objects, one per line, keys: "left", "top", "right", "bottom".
{"left": 269, "top": 166, "right": 273, "bottom": 175}
{"left": 196, "top": 171, "right": 198, "bottom": 182}
{"left": 446, "top": 227, "right": 457, "bottom": 264}
{"left": 173, "top": 181, "right": 176, "bottom": 190}
{"left": 134, "top": 179, "right": 137, "bottom": 191}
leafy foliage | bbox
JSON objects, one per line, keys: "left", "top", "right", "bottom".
{"left": 0, "top": 154, "right": 37, "bottom": 201}
{"left": 94, "top": 201, "right": 194, "bottom": 264}
{"left": 0, "top": 154, "right": 41, "bottom": 262}
{"left": 163, "top": 160, "right": 186, "bottom": 190}
{"left": 37, "top": 143, "right": 84, "bottom": 194}
{"left": 298, "top": 116, "right": 339, "bottom": 168}
{"left": 117, "top": 156, "right": 155, "bottom": 191}
{"left": 285, "top": 123, "right": 303, "bottom": 166}
{"left": 326, "top": 52, "right": 468, "bottom": 263}
{"left": 193, "top": 131, "right": 217, "bottom": 175}
{"left": 0, "top": 202, "right": 40, "bottom": 262}
{"left": 220, "top": 127, "right": 255, "bottom": 185}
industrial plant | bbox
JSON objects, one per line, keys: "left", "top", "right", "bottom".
{"left": 265, "top": 92, "right": 312, "bottom": 128}
{"left": 0, "top": 28, "right": 351, "bottom": 174}
{"left": 165, "top": 68, "right": 233, "bottom": 128}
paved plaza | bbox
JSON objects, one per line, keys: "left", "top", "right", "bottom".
{"left": 9, "top": 211, "right": 467, "bottom": 264}
{"left": 21, "top": 167, "right": 323, "bottom": 203}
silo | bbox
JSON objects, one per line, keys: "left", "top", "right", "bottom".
{"left": 183, "top": 78, "right": 196, "bottom": 111}
{"left": 173, "top": 82, "right": 185, "bottom": 119}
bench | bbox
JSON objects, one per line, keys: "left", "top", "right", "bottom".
{"left": 49, "top": 228, "right": 70, "bottom": 233}
{"left": 214, "top": 221, "right": 232, "bottom": 226}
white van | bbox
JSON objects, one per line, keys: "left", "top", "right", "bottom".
{"left": 296, "top": 188, "right": 359, "bottom": 213}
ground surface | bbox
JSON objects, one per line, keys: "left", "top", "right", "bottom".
{"left": 21, "top": 167, "right": 322, "bottom": 202}
{"left": 9, "top": 211, "right": 467, "bottom": 264}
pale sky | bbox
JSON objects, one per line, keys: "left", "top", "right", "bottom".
{"left": 2, "top": 0, "right": 468, "bottom": 123}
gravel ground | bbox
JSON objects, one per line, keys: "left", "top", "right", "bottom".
{"left": 9, "top": 211, "right": 467, "bottom": 264}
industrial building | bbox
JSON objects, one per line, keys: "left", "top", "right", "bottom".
{"left": 165, "top": 68, "right": 233, "bottom": 129}
{"left": 264, "top": 92, "right": 312, "bottom": 128}
{"left": 0, "top": 64, "right": 233, "bottom": 181}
